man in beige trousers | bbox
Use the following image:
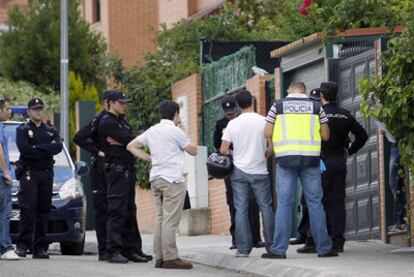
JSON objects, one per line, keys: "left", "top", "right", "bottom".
{"left": 127, "top": 100, "right": 197, "bottom": 270}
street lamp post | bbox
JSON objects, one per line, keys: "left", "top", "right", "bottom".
{"left": 60, "top": 0, "right": 69, "bottom": 148}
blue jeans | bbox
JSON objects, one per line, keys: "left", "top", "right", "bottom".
{"left": 271, "top": 164, "right": 332, "bottom": 255}
{"left": 389, "top": 144, "right": 406, "bottom": 226}
{"left": 231, "top": 167, "right": 274, "bottom": 254}
{"left": 0, "top": 179, "right": 13, "bottom": 254}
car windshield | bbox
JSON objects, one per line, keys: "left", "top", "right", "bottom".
{"left": 4, "top": 123, "right": 71, "bottom": 170}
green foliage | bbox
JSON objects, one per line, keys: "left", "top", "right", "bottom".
{"left": 0, "top": 0, "right": 107, "bottom": 89}
{"left": 359, "top": 1, "right": 414, "bottom": 181}
{"left": 0, "top": 77, "right": 59, "bottom": 115}
{"left": 69, "top": 71, "right": 102, "bottom": 157}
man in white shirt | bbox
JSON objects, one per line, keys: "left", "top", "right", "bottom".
{"left": 127, "top": 100, "right": 197, "bottom": 270}
{"left": 220, "top": 90, "right": 274, "bottom": 257}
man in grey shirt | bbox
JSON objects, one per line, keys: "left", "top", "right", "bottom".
{"left": 127, "top": 100, "right": 197, "bottom": 270}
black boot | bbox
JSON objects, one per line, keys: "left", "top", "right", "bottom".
{"left": 16, "top": 247, "right": 27, "bottom": 258}
{"left": 123, "top": 252, "right": 148, "bottom": 263}
{"left": 33, "top": 250, "right": 49, "bottom": 259}
{"left": 136, "top": 249, "right": 153, "bottom": 261}
{"left": 289, "top": 235, "right": 307, "bottom": 245}
{"left": 107, "top": 253, "right": 129, "bottom": 264}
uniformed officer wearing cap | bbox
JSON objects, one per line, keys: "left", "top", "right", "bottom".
{"left": 73, "top": 90, "right": 113, "bottom": 261}
{"left": 296, "top": 82, "right": 368, "bottom": 254}
{"left": 213, "top": 94, "right": 264, "bottom": 250}
{"left": 98, "top": 91, "right": 150, "bottom": 264}
{"left": 15, "top": 98, "right": 63, "bottom": 259}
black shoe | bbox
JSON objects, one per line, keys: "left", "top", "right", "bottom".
{"left": 289, "top": 236, "right": 307, "bottom": 245}
{"left": 229, "top": 245, "right": 237, "bottom": 250}
{"left": 107, "top": 253, "right": 129, "bottom": 264}
{"left": 16, "top": 248, "right": 27, "bottom": 258}
{"left": 253, "top": 241, "right": 266, "bottom": 248}
{"left": 318, "top": 250, "right": 338, "bottom": 258}
{"left": 261, "top": 251, "right": 287, "bottom": 259}
{"left": 122, "top": 252, "right": 148, "bottom": 263}
{"left": 297, "top": 245, "right": 317, "bottom": 254}
{"left": 32, "top": 250, "right": 49, "bottom": 259}
{"left": 98, "top": 252, "right": 108, "bottom": 261}
{"left": 136, "top": 250, "right": 153, "bottom": 261}
{"left": 334, "top": 247, "right": 344, "bottom": 253}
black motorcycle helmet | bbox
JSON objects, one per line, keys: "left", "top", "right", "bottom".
{"left": 206, "top": 153, "right": 234, "bottom": 179}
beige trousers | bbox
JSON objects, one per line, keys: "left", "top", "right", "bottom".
{"left": 151, "top": 178, "right": 186, "bottom": 261}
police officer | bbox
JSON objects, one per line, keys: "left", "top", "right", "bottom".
{"left": 296, "top": 82, "right": 368, "bottom": 254}
{"left": 262, "top": 81, "right": 337, "bottom": 259}
{"left": 16, "top": 98, "right": 63, "bottom": 259}
{"left": 213, "top": 95, "right": 264, "bottom": 250}
{"left": 98, "top": 91, "right": 149, "bottom": 264}
{"left": 73, "top": 91, "right": 112, "bottom": 261}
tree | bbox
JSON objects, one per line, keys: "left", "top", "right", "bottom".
{"left": 68, "top": 71, "right": 102, "bottom": 157}
{"left": 0, "top": 0, "right": 107, "bottom": 89}
{"left": 0, "top": 77, "right": 59, "bottom": 115}
{"left": 359, "top": 1, "right": 414, "bottom": 178}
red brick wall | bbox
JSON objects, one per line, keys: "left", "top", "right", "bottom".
{"left": 171, "top": 73, "right": 202, "bottom": 144}
{"left": 108, "top": 0, "right": 158, "bottom": 68}
{"left": 209, "top": 178, "right": 230, "bottom": 234}
{"left": 0, "top": 0, "right": 28, "bottom": 24}
{"left": 136, "top": 186, "right": 156, "bottom": 234}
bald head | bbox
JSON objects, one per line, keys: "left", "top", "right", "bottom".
{"left": 288, "top": 81, "right": 307, "bottom": 95}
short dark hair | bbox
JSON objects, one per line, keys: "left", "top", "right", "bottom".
{"left": 289, "top": 81, "right": 306, "bottom": 92}
{"left": 235, "top": 90, "right": 252, "bottom": 109}
{"left": 158, "top": 100, "right": 180, "bottom": 120}
{"left": 321, "top": 91, "right": 337, "bottom": 103}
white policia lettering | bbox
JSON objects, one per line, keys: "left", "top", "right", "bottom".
{"left": 283, "top": 101, "right": 313, "bottom": 114}
{"left": 327, "top": 113, "right": 349, "bottom": 119}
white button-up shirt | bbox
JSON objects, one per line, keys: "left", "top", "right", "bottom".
{"left": 137, "top": 119, "right": 190, "bottom": 183}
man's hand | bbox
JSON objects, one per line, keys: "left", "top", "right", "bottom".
{"left": 107, "top": 137, "right": 123, "bottom": 146}
{"left": 98, "top": 151, "right": 106, "bottom": 158}
{"left": 3, "top": 173, "right": 13, "bottom": 185}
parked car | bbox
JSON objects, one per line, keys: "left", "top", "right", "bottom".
{"left": 5, "top": 120, "right": 89, "bottom": 255}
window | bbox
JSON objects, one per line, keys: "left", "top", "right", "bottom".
{"left": 92, "top": 0, "right": 101, "bottom": 23}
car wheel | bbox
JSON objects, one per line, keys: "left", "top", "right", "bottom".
{"left": 60, "top": 234, "right": 85, "bottom": 255}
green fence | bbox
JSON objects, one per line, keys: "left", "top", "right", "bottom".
{"left": 201, "top": 46, "right": 256, "bottom": 154}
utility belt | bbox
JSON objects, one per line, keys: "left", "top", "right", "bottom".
{"left": 103, "top": 162, "right": 135, "bottom": 175}
{"left": 15, "top": 161, "right": 52, "bottom": 180}
{"left": 322, "top": 148, "right": 348, "bottom": 159}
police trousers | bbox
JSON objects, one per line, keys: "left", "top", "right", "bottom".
{"left": 17, "top": 168, "right": 53, "bottom": 252}
{"left": 105, "top": 163, "right": 142, "bottom": 256}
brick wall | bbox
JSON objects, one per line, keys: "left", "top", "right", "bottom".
{"left": 158, "top": 0, "right": 189, "bottom": 29}
{"left": 108, "top": 0, "right": 158, "bottom": 68}
{"left": 171, "top": 73, "right": 202, "bottom": 144}
{"left": 209, "top": 178, "right": 230, "bottom": 234}
{"left": 136, "top": 186, "right": 156, "bottom": 234}
{"left": 0, "top": 0, "right": 27, "bottom": 24}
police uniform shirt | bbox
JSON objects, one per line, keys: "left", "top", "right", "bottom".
{"left": 74, "top": 111, "right": 107, "bottom": 157}
{"left": 266, "top": 93, "right": 328, "bottom": 125}
{"left": 98, "top": 112, "right": 135, "bottom": 164}
{"left": 213, "top": 117, "right": 230, "bottom": 151}
{"left": 321, "top": 103, "right": 368, "bottom": 156}
{"left": 16, "top": 121, "right": 63, "bottom": 169}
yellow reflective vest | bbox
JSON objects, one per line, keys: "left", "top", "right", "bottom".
{"left": 272, "top": 97, "right": 321, "bottom": 167}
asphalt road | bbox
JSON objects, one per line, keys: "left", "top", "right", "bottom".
{"left": 0, "top": 253, "right": 248, "bottom": 277}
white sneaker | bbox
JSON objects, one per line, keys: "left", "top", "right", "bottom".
{"left": 0, "top": 250, "right": 20, "bottom": 260}
{"left": 235, "top": 251, "right": 249, "bottom": 258}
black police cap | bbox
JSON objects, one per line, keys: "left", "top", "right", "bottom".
{"left": 309, "top": 89, "right": 321, "bottom": 100}
{"left": 221, "top": 95, "right": 237, "bottom": 115}
{"left": 106, "top": 90, "right": 131, "bottom": 103}
{"left": 28, "top": 98, "right": 44, "bottom": 109}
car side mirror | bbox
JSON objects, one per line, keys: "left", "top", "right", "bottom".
{"left": 75, "top": 161, "right": 89, "bottom": 177}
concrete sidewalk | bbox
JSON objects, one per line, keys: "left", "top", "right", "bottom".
{"left": 51, "top": 232, "right": 414, "bottom": 277}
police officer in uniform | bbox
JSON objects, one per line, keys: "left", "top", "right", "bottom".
{"left": 73, "top": 91, "right": 112, "bottom": 261}
{"left": 213, "top": 95, "right": 264, "bottom": 250}
{"left": 296, "top": 82, "right": 368, "bottom": 253}
{"left": 98, "top": 91, "right": 150, "bottom": 264}
{"left": 16, "top": 98, "right": 63, "bottom": 258}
